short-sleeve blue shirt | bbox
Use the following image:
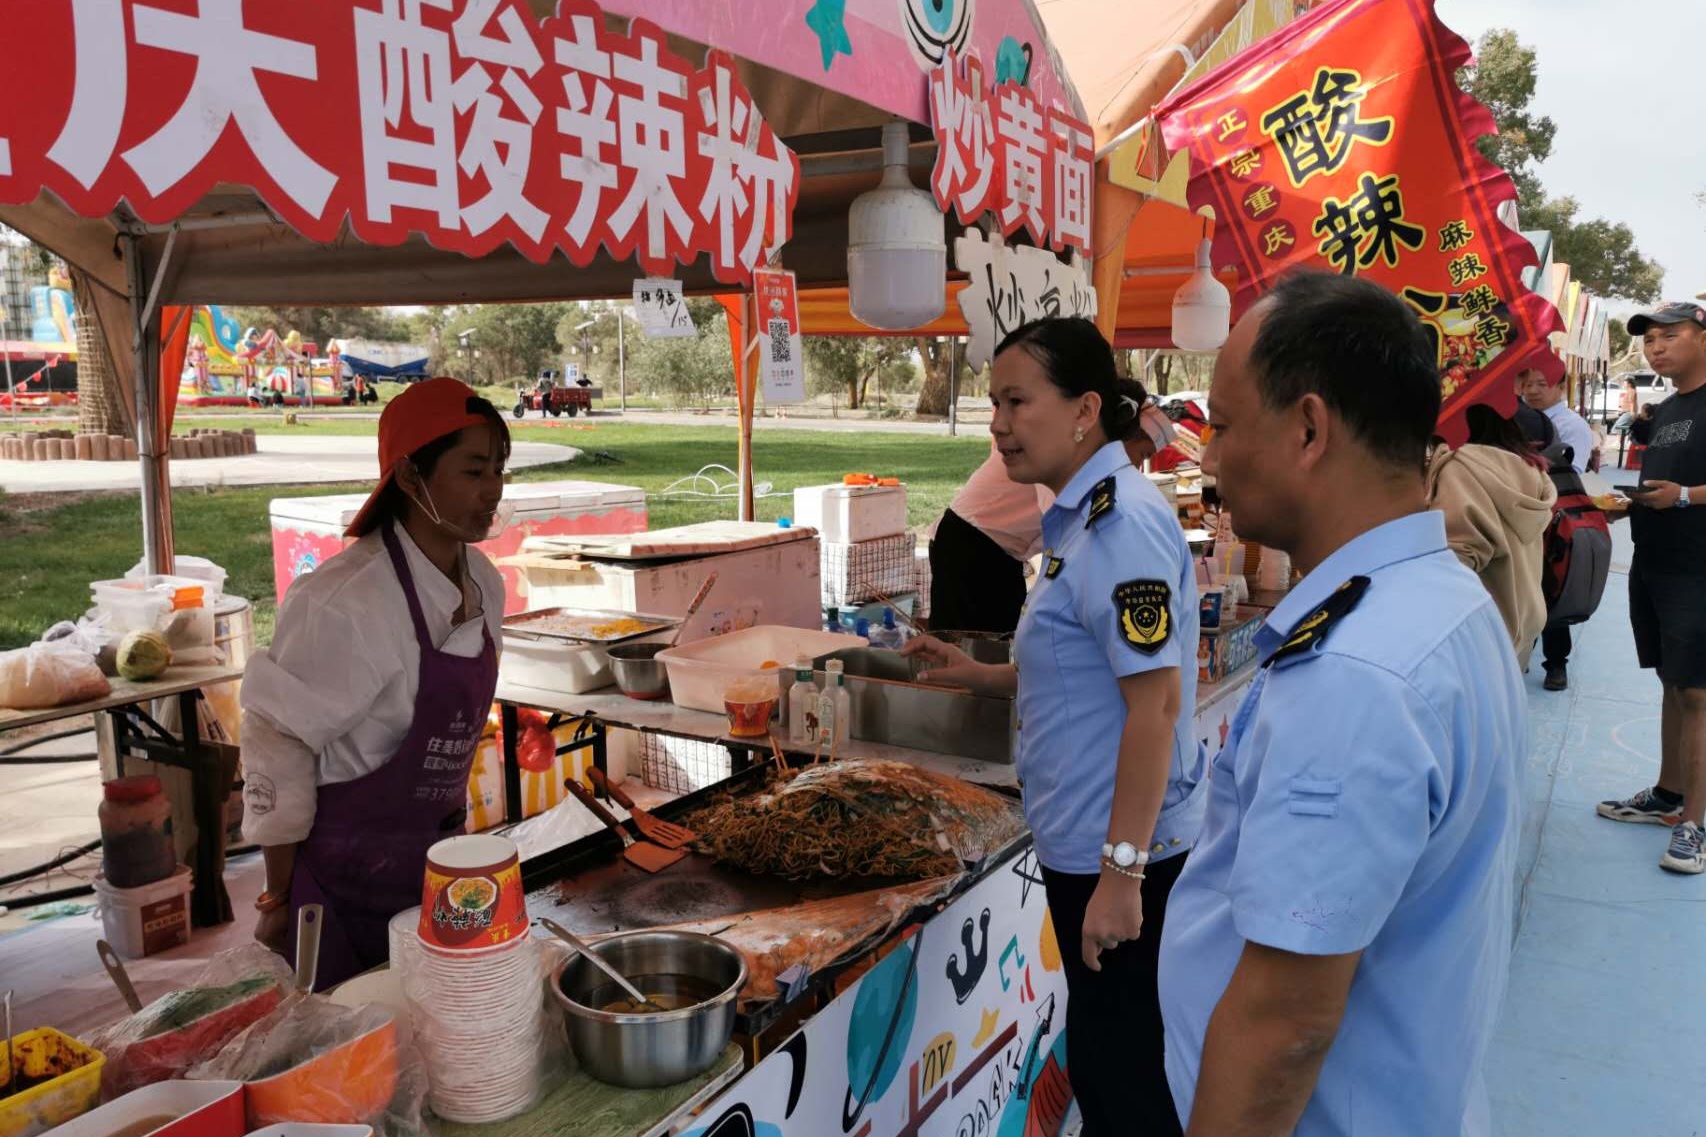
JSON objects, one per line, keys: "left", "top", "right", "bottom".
{"left": 1158, "top": 511, "right": 1523, "bottom": 1136}
{"left": 1012, "top": 442, "right": 1206, "bottom": 875}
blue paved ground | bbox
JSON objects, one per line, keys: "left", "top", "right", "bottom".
{"left": 1489, "top": 471, "right": 1705, "bottom": 1134}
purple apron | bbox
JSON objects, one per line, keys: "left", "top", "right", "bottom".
{"left": 289, "top": 523, "right": 498, "bottom": 991}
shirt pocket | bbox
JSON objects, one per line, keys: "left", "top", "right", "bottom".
{"left": 1287, "top": 777, "right": 1342, "bottom": 818}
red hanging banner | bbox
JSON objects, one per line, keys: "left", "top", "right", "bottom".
{"left": 0, "top": 0, "right": 800, "bottom": 285}
{"left": 1156, "top": 0, "right": 1564, "bottom": 439}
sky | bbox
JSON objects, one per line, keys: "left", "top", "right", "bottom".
{"left": 1435, "top": 0, "right": 1706, "bottom": 314}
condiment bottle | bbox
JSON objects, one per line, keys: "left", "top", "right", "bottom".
{"left": 817, "top": 660, "right": 851, "bottom": 746}
{"left": 789, "top": 656, "right": 819, "bottom": 744}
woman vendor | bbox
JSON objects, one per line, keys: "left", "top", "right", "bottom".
{"left": 928, "top": 395, "right": 1176, "bottom": 634}
{"left": 240, "top": 378, "right": 511, "bottom": 990}
{"left": 903, "top": 319, "right": 1203, "bottom": 1137}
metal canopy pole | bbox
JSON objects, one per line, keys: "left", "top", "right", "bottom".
{"left": 123, "top": 233, "right": 174, "bottom": 575}
{"left": 947, "top": 338, "right": 959, "bottom": 436}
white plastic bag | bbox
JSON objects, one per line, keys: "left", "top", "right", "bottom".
{"left": 0, "top": 641, "right": 110, "bottom": 709}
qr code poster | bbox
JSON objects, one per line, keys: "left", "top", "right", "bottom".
{"left": 753, "top": 267, "right": 806, "bottom": 405}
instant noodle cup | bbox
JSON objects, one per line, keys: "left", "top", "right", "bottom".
{"left": 419, "top": 835, "right": 528, "bottom": 952}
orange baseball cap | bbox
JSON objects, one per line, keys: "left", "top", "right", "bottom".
{"left": 345, "top": 377, "right": 494, "bottom": 539}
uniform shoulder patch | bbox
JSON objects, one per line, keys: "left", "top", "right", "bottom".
{"left": 1086, "top": 475, "right": 1117, "bottom": 528}
{"left": 1265, "top": 576, "right": 1371, "bottom": 668}
{"left": 1113, "top": 579, "right": 1172, "bottom": 654}
{"left": 1044, "top": 555, "right": 1065, "bottom": 579}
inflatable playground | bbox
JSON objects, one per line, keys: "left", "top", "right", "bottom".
{"left": 178, "top": 305, "right": 354, "bottom": 408}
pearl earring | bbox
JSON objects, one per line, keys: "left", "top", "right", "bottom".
{"left": 1073, "top": 428, "right": 1085, "bottom": 443}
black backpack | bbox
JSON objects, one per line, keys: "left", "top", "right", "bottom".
{"left": 1540, "top": 444, "right": 1612, "bottom": 627}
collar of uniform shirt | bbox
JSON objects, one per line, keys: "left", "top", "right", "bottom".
{"left": 1045, "top": 441, "right": 1131, "bottom": 516}
{"left": 1254, "top": 511, "right": 1447, "bottom": 664}
{"left": 394, "top": 522, "right": 485, "bottom": 627}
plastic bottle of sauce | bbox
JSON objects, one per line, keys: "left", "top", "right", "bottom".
{"left": 99, "top": 776, "right": 177, "bottom": 889}
{"left": 817, "top": 660, "right": 851, "bottom": 746}
{"left": 789, "top": 657, "right": 819, "bottom": 745}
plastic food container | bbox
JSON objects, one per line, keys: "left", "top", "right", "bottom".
{"left": 45, "top": 1079, "right": 244, "bottom": 1137}
{"left": 499, "top": 609, "right": 676, "bottom": 696}
{"left": 243, "top": 1015, "right": 399, "bottom": 1129}
{"left": 93, "top": 866, "right": 192, "bottom": 959}
{"left": 125, "top": 558, "right": 228, "bottom": 602}
{"left": 656, "top": 626, "right": 864, "bottom": 714}
{"left": 0, "top": 1029, "right": 106, "bottom": 1137}
{"left": 99, "top": 776, "right": 177, "bottom": 889}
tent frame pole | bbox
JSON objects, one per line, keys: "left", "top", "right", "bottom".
{"left": 123, "top": 232, "right": 176, "bottom": 575}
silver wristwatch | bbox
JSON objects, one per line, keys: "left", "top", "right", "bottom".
{"left": 1679, "top": 486, "right": 1692, "bottom": 509}
{"left": 1101, "top": 841, "right": 1150, "bottom": 868}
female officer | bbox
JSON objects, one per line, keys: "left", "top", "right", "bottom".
{"left": 239, "top": 378, "right": 511, "bottom": 990}
{"left": 902, "top": 318, "right": 1204, "bottom": 1136}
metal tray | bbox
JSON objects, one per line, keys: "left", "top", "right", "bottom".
{"left": 502, "top": 606, "right": 678, "bottom": 645}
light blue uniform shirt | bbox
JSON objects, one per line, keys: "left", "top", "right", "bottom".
{"left": 1158, "top": 511, "right": 1522, "bottom": 1136}
{"left": 1544, "top": 400, "right": 1594, "bottom": 474}
{"left": 1013, "top": 442, "right": 1205, "bottom": 875}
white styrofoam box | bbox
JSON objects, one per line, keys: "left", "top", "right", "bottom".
{"left": 792, "top": 483, "right": 908, "bottom": 544}
{"left": 820, "top": 533, "right": 914, "bottom": 607}
{"left": 515, "top": 536, "right": 822, "bottom": 642}
{"left": 638, "top": 734, "right": 734, "bottom": 794}
{"left": 656, "top": 625, "right": 864, "bottom": 713}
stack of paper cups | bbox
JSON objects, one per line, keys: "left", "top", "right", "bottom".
{"left": 1257, "top": 549, "right": 1293, "bottom": 593}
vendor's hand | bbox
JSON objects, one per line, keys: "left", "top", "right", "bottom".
{"left": 1081, "top": 872, "right": 1144, "bottom": 972}
{"left": 1631, "top": 480, "right": 1683, "bottom": 510}
{"left": 254, "top": 906, "right": 291, "bottom": 955}
{"left": 899, "top": 635, "right": 983, "bottom": 689}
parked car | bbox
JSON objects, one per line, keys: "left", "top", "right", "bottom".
{"left": 1590, "top": 370, "right": 1673, "bottom": 426}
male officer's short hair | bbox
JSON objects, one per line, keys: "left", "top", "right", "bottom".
{"left": 1250, "top": 272, "right": 1440, "bottom": 470}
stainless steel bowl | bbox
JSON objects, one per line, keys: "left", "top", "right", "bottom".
{"left": 606, "top": 643, "right": 670, "bottom": 700}
{"left": 550, "top": 931, "right": 746, "bottom": 1088}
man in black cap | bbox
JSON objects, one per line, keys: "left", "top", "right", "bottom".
{"left": 1598, "top": 302, "right": 1706, "bottom": 875}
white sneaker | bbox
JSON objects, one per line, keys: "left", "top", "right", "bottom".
{"left": 1660, "top": 821, "right": 1706, "bottom": 875}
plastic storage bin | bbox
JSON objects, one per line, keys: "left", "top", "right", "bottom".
{"left": 94, "top": 865, "right": 192, "bottom": 959}
{"left": 125, "top": 556, "right": 228, "bottom": 600}
{"left": 792, "top": 484, "right": 907, "bottom": 544}
{"left": 0, "top": 1029, "right": 106, "bottom": 1137}
{"left": 655, "top": 626, "right": 863, "bottom": 713}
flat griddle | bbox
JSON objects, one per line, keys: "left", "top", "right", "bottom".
{"left": 519, "top": 762, "right": 1027, "bottom": 1035}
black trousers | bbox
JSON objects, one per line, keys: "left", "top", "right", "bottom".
{"left": 1542, "top": 622, "right": 1572, "bottom": 669}
{"left": 1042, "top": 853, "right": 1187, "bottom": 1137}
{"left": 928, "top": 508, "right": 1028, "bottom": 634}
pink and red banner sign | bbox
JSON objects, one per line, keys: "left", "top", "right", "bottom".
{"left": 1157, "top": 0, "right": 1564, "bottom": 437}
{"left": 0, "top": 0, "right": 801, "bottom": 284}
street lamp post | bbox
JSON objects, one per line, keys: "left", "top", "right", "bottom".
{"left": 456, "top": 329, "right": 476, "bottom": 385}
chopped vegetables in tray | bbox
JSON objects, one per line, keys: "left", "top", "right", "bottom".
{"left": 506, "top": 612, "right": 669, "bottom": 642}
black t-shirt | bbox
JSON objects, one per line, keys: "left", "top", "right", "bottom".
{"left": 1631, "top": 385, "right": 1706, "bottom": 572}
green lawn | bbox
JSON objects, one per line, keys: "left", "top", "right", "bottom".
{"left": 0, "top": 422, "right": 985, "bottom": 650}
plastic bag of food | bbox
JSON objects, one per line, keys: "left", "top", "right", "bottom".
{"left": 0, "top": 640, "right": 111, "bottom": 709}
{"left": 41, "top": 617, "right": 122, "bottom": 676}
{"left": 187, "top": 997, "right": 426, "bottom": 1137}
{"left": 680, "top": 759, "right": 1027, "bottom": 882}
{"left": 89, "top": 944, "right": 292, "bottom": 1096}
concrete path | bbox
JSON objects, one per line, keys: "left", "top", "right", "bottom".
{"left": 0, "top": 434, "right": 580, "bottom": 493}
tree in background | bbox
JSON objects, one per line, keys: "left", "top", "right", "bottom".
{"left": 226, "top": 306, "right": 414, "bottom": 348}
{"left": 71, "top": 267, "right": 134, "bottom": 438}
{"left": 439, "top": 302, "right": 572, "bottom": 387}
{"left": 1459, "top": 30, "right": 1662, "bottom": 303}
{"left": 914, "top": 338, "right": 955, "bottom": 417}
{"left": 802, "top": 336, "right": 915, "bottom": 412}
{"left": 637, "top": 299, "right": 733, "bottom": 409}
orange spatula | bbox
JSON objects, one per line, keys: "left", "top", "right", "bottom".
{"left": 588, "top": 767, "right": 697, "bottom": 850}
{"left": 564, "top": 778, "right": 685, "bottom": 873}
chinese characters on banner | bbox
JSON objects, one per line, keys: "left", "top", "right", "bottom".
{"left": 0, "top": 0, "right": 800, "bottom": 284}
{"left": 954, "top": 230, "right": 1098, "bottom": 372}
{"left": 929, "top": 51, "right": 1094, "bottom": 254}
{"left": 753, "top": 267, "right": 806, "bottom": 405}
{"left": 631, "top": 277, "right": 696, "bottom": 338}
{"left": 1155, "top": 0, "right": 1565, "bottom": 438}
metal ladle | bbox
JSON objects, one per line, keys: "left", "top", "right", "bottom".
{"left": 536, "top": 918, "right": 668, "bottom": 1014}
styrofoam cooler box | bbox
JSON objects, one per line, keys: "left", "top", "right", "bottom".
{"left": 514, "top": 534, "right": 823, "bottom": 641}
{"left": 792, "top": 483, "right": 907, "bottom": 543}
{"left": 268, "top": 481, "right": 647, "bottom": 613}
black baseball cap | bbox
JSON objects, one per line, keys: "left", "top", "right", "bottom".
{"left": 1627, "top": 302, "right": 1706, "bottom": 335}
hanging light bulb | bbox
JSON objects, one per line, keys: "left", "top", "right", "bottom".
{"left": 1171, "top": 235, "right": 1231, "bottom": 351}
{"left": 847, "top": 120, "right": 946, "bottom": 330}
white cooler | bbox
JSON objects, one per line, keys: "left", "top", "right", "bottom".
{"left": 792, "top": 483, "right": 907, "bottom": 543}
{"left": 268, "top": 480, "right": 647, "bottom": 614}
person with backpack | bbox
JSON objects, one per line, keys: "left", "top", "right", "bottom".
{"left": 1426, "top": 406, "right": 1557, "bottom": 670}
{"left": 1599, "top": 302, "right": 1706, "bottom": 875}
{"left": 1533, "top": 439, "right": 1614, "bottom": 691}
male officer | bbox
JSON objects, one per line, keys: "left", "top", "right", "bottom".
{"left": 1158, "top": 273, "right": 1525, "bottom": 1136}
